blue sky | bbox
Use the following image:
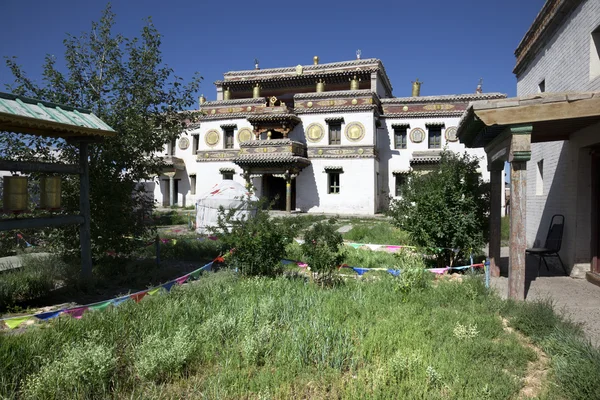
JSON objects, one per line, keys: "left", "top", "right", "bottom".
{"left": 1, "top": 0, "right": 545, "bottom": 102}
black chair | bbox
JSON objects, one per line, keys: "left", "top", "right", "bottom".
{"left": 526, "top": 214, "right": 568, "bottom": 276}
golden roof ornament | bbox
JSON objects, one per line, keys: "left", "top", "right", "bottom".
{"left": 223, "top": 87, "right": 231, "bottom": 100}
{"left": 356, "top": 49, "right": 361, "bottom": 60}
{"left": 411, "top": 79, "right": 422, "bottom": 97}
{"left": 316, "top": 79, "right": 325, "bottom": 93}
{"left": 199, "top": 94, "right": 206, "bottom": 106}
{"left": 313, "top": 56, "right": 319, "bottom": 65}
{"left": 296, "top": 64, "right": 303, "bottom": 75}
{"left": 350, "top": 75, "right": 360, "bottom": 90}
{"left": 252, "top": 84, "right": 261, "bottom": 98}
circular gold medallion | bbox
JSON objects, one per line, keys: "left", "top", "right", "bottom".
{"left": 318, "top": 149, "right": 324, "bottom": 155}
{"left": 178, "top": 137, "right": 190, "bottom": 150}
{"left": 410, "top": 128, "right": 425, "bottom": 143}
{"left": 402, "top": 106, "right": 409, "bottom": 111}
{"left": 358, "top": 148, "right": 364, "bottom": 155}
{"left": 351, "top": 99, "right": 358, "bottom": 105}
{"left": 307, "top": 101, "right": 313, "bottom": 108}
{"left": 246, "top": 106, "right": 252, "bottom": 111}
{"left": 345, "top": 121, "right": 365, "bottom": 142}
{"left": 445, "top": 126, "right": 458, "bottom": 142}
{"left": 210, "top": 109, "right": 216, "bottom": 114}
{"left": 237, "top": 128, "right": 253, "bottom": 143}
{"left": 205, "top": 129, "right": 220, "bottom": 147}
{"left": 305, "top": 123, "right": 324, "bottom": 143}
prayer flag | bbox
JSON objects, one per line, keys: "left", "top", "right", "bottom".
{"left": 112, "top": 296, "right": 130, "bottom": 306}
{"left": 35, "top": 310, "right": 63, "bottom": 320}
{"left": 89, "top": 301, "right": 112, "bottom": 312}
{"left": 64, "top": 307, "right": 88, "bottom": 319}
{"left": 162, "top": 281, "right": 176, "bottom": 292}
{"left": 352, "top": 267, "right": 369, "bottom": 276}
{"left": 3, "top": 316, "right": 32, "bottom": 329}
{"left": 189, "top": 269, "right": 202, "bottom": 280}
{"left": 130, "top": 291, "right": 148, "bottom": 303}
{"left": 387, "top": 269, "right": 401, "bottom": 277}
{"left": 175, "top": 274, "right": 190, "bottom": 285}
{"left": 147, "top": 288, "right": 162, "bottom": 296}
{"left": 202, "top": 262, "right": 213, "bottom": 272}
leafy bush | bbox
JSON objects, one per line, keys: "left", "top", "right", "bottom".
{"left": 342, "top": 221, "right": 411, "bottom": 245}
{"left": 212, "top": 198, "right": 293, "bottom": 277}
{"left": 301, "top": 219, "right": 344, "bottom": 276}
{"left": 22, "top": 334, "right": 115, "bottom": 399}
{"left": 387, "top": 151, "right": 489, "bottom": 266}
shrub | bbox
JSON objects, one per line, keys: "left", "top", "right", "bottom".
{"left": 387, "top": 151, "right": 489, "bottom": 266}
{"left": 212, "top": 198, "right": 293, "bottom": 277}
{"left": 22, "top": 334, "right": 116, "bottom": 399}
{"left": 301, "top": 219, "right": 344, "bottom": 276}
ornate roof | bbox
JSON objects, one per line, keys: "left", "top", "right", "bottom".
{"left": 294, "top": 89, "right": 375, "bottom": 100}
{"left": 295, "top": 104, "right": 379, "bottom": 115}
{"left": 380, "top": 93, "right": 506, "bottom": 104}
{"left": 411, "top": 150, "right": 442, "bottom": 164}
{"left": 0, "top": 91, "right": 116, "bottom": 139}
{"left": 233, "top": 154, "right": 311, "bottom": 167}
{"left": 382, "top": 111, "right": 464, "bottom": 118}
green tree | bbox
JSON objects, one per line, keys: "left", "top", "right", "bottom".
{"left": 387, "top": 151, "right": 489, "bottom": 266}
{"left": 1, "top": 5, "right": 201, "bottom": 258}
{"left": 301, "top": 219, "right": 344, "bottom": 277}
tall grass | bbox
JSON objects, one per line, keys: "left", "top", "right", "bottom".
{"left": 0, "top": 273, "right": 538, "bottom": 399}
{"left": 343, "top": 221, "right": 411, "bottom": 245}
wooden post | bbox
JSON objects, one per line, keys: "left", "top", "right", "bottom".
{"left": 286, "top": 178, "right": 292, "bottom": 213}
{"left": 489, "top": 167, "right": 502, "bottom": 277}
{"left": 169, "top": 175, "right": 175, "bottom": 207}
{"left": 79, "top": 141, "right": 93, "bottom": 279}
{"left": 509, "top": 161, "right": 527, "bottom": 300}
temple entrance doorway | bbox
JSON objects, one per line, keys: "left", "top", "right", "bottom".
{"left": 262, "top": 174, "right": 295, "bottom": 211}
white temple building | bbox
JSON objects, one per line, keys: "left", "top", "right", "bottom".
{"left": 153, "top": 57, "right": 506, "bottom": 215}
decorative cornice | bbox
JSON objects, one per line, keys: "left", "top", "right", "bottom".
{"left": 240, "top": 138, "right": 296, "bottom": 147}
{"left": 201, "top": 98, "right": 266, "bottom": 107}
{"left": 295, "top": 104, "right": 379, "bottom": 115}
{"left": 196, "top": 150, "right": 239, "bottom": 162}
{"left": 307, "top": 146, "right": 377, "bottom": 159}
{"left": 220, "top": 123, "right": 237, "bottom": 129}
{"left": 411, "top": 150, "right": 442, "bottom": 164}
{"left": 425, "top": 121, "right": 445, "bottom": 127}
{"left": 512, "top": 151, "right": 532, "bottom": 162}
{"left": 219, "top": 167, "right": 236, "bottom": 173}
{"left": 381, "top": 93, "right": 506, "bottom": 104}
{"left": 246, "top": 113, "right": 301, "bottom": 123}
{"left": 382, "top": 111, "right": 464, "bottom": 118}
{"left": 294, "top": 90, "right": 375, "bottom": 100}
{"left": 324, "top": 117, "right": 345, "bottom": 123}
{"left": 391, "top": 123, "right": 410, "bottom": 129}
{"left": 323, "top": 166, "right": 344, "bottom": 172}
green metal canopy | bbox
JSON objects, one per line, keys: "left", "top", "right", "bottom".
{"left": 0, "top": 91, "right": 116, "bottom": 139}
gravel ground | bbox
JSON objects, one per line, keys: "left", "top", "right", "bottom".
{"left": 491, "top": 247, "right": 600, "bottom": 347}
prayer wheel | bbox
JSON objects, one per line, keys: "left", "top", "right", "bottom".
{"left": 316, "top": 79, "right": 325, "bottom": 92}
{"left": 350, "top": 75, "right": 360, "bottom": 90}
{"left": 3, "top": 176, "right": 28, "bottom": 213}
{"left": 40, "top": 176, "right": 61, "bottom": 210}
{"left": 223, "top": 87, "right": 231, "bottom": 100}
{"left": 252, "top": 84, "right": 261, "bottom": 98}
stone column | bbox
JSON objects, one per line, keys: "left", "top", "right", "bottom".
{"left": 164, "top": 171, "right": 176, "bottom": 207}
{"left": 489, "top": 166, "right": 503, "bottom": 277}
{"left": 507, "top": 125, "right": 532, "bottom": 300}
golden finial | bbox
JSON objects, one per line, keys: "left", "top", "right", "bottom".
{"left": 313, "top": 56, "right": 319, "bottom": 65}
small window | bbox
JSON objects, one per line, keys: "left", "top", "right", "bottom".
{"left": 395, "top": 175, "right": 406, "bottom": 197}
{"left": 222, "top": 172, "right": 234, "bottom": 180}
{"left": 329, "top": 123, "right": 341, "bottom": 145}
{"left": 538, "top": 79, "right": 546, "bottom": 93}
{"left": 224, "top": 128, "right": 234, "bottom": 149}
{"left": 328, "top": 172, "right": 340, "bottom": 194}
{"left": 394, "top": 128, "right": 407, "bottom": 149}
{"left": 428, "top": 127, "right": 441, "bottom": 149}
{"left": 536, "top": 160, "right": 544, "bottom": 195}
{"left": 591, "top": 26, "right": 600, "bottom": 80}
{"left": 190, "top": 175, "right": 196, "bottom": 195}
{"left": 192, "top": 135, "right": 199, "bottom": 154}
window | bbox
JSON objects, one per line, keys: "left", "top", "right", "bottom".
{"left": 428, "top": 127, "right": 441, "bottom": 149}
{"left": 536, "top": 160, "right": 544, "bottom": 195}
{"left": 395, "top": 175, "right": 406, "bottom": 197}
{"left": 329, "top": 123, "right": 341, "bottom": 145}
{"left": 224, "top": 128, "right": 234, "bottom": 149}
{"left": 192, "top": 135, "right": 199, "bottom": 154}
{"left": 538, "top": 79, "right": 546, "bottom": 93}
{"left": 328, "top": 172, "right": 340, "bottom": 194}
{"left": 394, "top": 127, "right": 407, "bottom": 149}
{"left": 591, "top": 26, "right": 600, "bottom": 80}
{"left": 190, "top": 175, "right": 196, "bottom": 195}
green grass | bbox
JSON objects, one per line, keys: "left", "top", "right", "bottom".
{"left": 342, "top": 221, "right": 412, "bottom": 245}
{"left": 152, "top": 210, "right": 194, "bottom": 226}
{"left": 0, "top": 273, "right": 550, "bottom": 399}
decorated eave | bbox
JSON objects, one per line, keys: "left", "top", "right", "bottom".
{"left": 217, "top": 58, "right": 393, "bottom": 95}
{"left": 410, "top": 150, "right": 443, "bottom": 164}
{"left": 234, "top": 139, "right": 310, "bottom": 169}
{"left": 513, "top": 0, "right": 582, "bottom": 75}
{"left": 381, "top": 93, "right": 506, "bottom": 118}
{"left": 0, "top": 92, "right": 116, "bottom": 139}
{"left": 457, "top": 91, "right": 600, "bottom": 149}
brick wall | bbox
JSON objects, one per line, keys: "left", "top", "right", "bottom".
{"left": 516, "top": 0, "right": 600, "bottom": 270}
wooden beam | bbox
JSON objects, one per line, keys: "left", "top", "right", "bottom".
{"left": 79, "top": 142, "right": 93, "bottom": 280}
{"left": 475, "top": 96, "right": 600, "bottom": 127}
{"left": 0, "top": 160, "right": 81, "bottom": 174}
{"left": 0, "top": 215, "right": 84, "bottom": 231}
{"left": 509, "top": 161, "right": 528, "bottom": 300}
